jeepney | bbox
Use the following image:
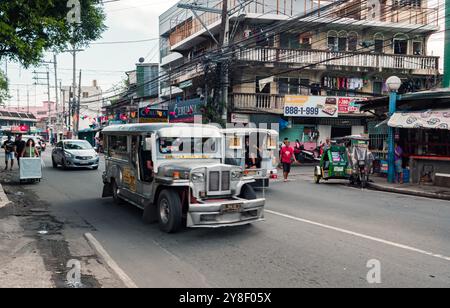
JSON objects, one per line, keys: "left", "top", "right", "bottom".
{"left": 222, "top": 128, "right": 279, "bottom": 188}
{"left": 101, "top": 123, "right": 265, "bottom": 233}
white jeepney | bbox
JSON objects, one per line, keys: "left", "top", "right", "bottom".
{"left": 101, "top": 123, "right": 265, "bottom": 233}
{"left": 222, "top": 128, "right": 279, "bottom": 188}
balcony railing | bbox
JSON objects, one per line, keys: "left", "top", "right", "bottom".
{"left": 236, "top": 48, "right": 439, "bottom": 72}
{"left": 232, "top": 93, "right": 285, "bottom": 113}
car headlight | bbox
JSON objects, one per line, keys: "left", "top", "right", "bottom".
{"left": 64, "top": 151, "right": 74, "bottom": 158}
{"left": 231, "top": 170, "right": 243, "bottom": 181}
{"left": 191, "top": 172, "right": 205, "bottom": 183}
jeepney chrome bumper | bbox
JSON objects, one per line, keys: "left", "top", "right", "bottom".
{"left": 187, "top": 198, "right": 265, "bottom": 228}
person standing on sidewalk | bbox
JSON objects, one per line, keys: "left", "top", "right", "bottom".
{"left": 280, "top": 138, "right": 298, "bottom": 182}
{"left": 14, "top": 135, "right": 26, "bottom": 168}
{"left": 2, "top": 135, "right": 15, "bottom": 171}
{"left": 395, "top": 142, "right": 404, "bottom": 184}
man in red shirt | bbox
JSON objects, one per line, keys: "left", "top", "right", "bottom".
{"left": 280, "top": 138, "right": 298, "bottom": 182}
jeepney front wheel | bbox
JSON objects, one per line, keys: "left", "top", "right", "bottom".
{"left": 157, "top": 190, "right": 182, "bottom": 233}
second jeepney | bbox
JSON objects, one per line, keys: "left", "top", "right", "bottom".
{"left": 101, "top": 123, "right": 265, "bottom": 233}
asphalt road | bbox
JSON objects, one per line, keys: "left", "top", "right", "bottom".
{"left": 7, "top": 150, "right": 450, "bottom": 287}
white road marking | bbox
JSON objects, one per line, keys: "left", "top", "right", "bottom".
{"left": 84, "top": 233, "right": 138, "bottom": 288}
{"left": 266, "top": 210, "right": 450, "bottom": 262}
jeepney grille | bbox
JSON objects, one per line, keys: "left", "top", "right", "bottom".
{"left": 209, "top": 171, "right": 220, "bottom": 191}
{"left": 222, "top": 171, "right": 230, "bottom": 191}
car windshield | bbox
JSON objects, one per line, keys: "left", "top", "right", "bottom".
{"left": 158, "top": 137, "right": 220, "bottom": 157}
{"left": 64, "top": 141, "right": 92, "bottom": 150}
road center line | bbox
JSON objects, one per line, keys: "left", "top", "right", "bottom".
{"left": 266, "top": 210, "right": 450, "bottom": 262}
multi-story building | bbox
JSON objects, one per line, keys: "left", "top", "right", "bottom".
{"left": 159, "top": 0, "right": 440, "bottom": 143}
{"left": 61, "top": 80, "right": 103, "bottom": 133}
{"left": 0, "top": 111, "right": 38, "bottom": 136}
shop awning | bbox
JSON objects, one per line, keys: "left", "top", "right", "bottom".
{"left": 388, "top": 110, "right": 450, "bottom": 130}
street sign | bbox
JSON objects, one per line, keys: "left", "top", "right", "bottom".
{"left": 231, "top": 113, "right": 250, "bottom": 124}
{"left": 179, "top": 80, "right": 193, "bottom": 89}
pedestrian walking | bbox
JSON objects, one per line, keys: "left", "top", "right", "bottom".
{"left": 21, "top": 138, "right": 40, "bottom": 158}
{"left": 280, "top": 138, "right": 297, "bottom": 182}
{"left": 2, "top": 135, "right": 15, "bottom": 171}
{"left": 14, "top": 135, "right": 26, "bottom": 167}
{"left": 395, "top": 142, "right": 404, "bottom": 184}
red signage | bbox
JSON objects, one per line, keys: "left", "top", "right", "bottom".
{"left": 11, "top": 125, "right": 29, "bottom": 133}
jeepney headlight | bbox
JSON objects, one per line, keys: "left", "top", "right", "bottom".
{"left": 231, "top": 170, "right": 243, "bottom": 180}
{"left": 191, "top": 172, "right": 205, "bottom": 183}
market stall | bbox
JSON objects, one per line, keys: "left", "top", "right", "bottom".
{"left": 388, "top": 109, "right": 450, "bottom": 185}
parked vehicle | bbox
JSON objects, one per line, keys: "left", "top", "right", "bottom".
{"left": 52, "top": 139, "right": 100, "bottom": 170}
{"left": 314, "top": 143, "right": 351, "bottom": 184}
{"left": 222, "top": 128, "right": 279, "bottom": 188}
{"left": 101, "top": 123, "right": 265, "bottom": 233}
{"left": 336, "top": 135, "right": 373, "bottom": 188}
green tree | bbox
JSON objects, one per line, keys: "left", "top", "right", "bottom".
{"left": 0, "top": 0, "right": 107, "bottom": 67}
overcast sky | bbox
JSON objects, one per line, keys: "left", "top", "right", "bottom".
{"left": 2, "top": 0, "right": 445, "bottom": 109}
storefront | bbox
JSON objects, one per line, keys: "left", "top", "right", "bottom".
{"left": 360, "top": 90, "right": 450, "bottom": 185}
{"left": 388, "top": 110, "right": 450, "bottom": 184}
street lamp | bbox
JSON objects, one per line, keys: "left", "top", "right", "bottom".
{"left": 386, "top": 76, "right": 401, "bottom": 184}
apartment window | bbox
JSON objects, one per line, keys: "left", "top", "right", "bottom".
{"left": 82, "top": 92, "right": 89, "bottom": 98}
{"left": 280, "top": 33, "right": 300, "bottom": 49}
{"left": 374, "top": 39, "right": 384, "bottom": 53}
{"left": 278, "top": 78, "right": 300, "bottom": 95}
{"left": 327, "top": 31, "right": 338, "bottom": 52}
{"left": 373, "top": 81, "right": 383, "bottom": 95}
{"left": 413, "top": 41, "right": 423, "bottom": 55}
{"left": 394, "top": 0, "right": 421, "bottom": 7}
{"left": 300, "top": 36, "right": 312, "bottom": 49}
{"left": 394, "top": 39, "right": 408, "bottom": 55}
{"left": 348, "top": 32, "right": 358, "bottom": 51}
{"left": 300, "top": 79, "right": 310, "bottom": 95}
{"left": 338, "top": 31, "right": 348, "bottom": 52}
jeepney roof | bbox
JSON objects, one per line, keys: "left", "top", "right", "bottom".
{"left": 102, "top": 123, "right": 222, "bottom": 138}
{"left": 221, "top": 128, "right": 279, "bottom": 136}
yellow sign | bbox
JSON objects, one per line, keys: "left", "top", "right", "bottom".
{"left": 122, "top": 168, "right": 137, "bottom": 192}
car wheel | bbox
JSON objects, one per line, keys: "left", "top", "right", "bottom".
{"left": 157, "top": 190, "right": 183, "bottom": 233}
{"left": 92, "top": 166, "right": 99, "bottom": 170}
{"left": 239, "top": 184, "right": 257, "bottom": 200}
{"left": 52, "top": 157, "right": 57, "bottom": 168}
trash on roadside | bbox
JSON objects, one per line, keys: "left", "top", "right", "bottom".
{"left": 15, "top": 192, "right": 25, "bottom": 196}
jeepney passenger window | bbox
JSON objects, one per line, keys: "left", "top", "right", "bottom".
{"left": 109, "top": 135, "right": 128, "bottom": 160}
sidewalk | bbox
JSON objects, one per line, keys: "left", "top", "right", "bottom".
{"left": 368, "top": 176, "right": 450, "bottom": 201}
{"left": 0, "top": 169, "right": 126, "bottom": 288}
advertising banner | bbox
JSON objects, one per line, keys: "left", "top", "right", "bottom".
{"left": 284, "top": 95, "right": 366, "bottom": 117}
{"left": 139, "top": 108, "right": 168, "bottom": 123}
{"left": 169, "top": 98, "right": 205, "bottom": 123}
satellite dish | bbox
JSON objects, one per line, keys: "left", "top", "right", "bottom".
{"left": 138, "top": 57, "right": 145, "bottom": 63}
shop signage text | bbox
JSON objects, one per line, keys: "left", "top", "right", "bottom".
{"left": 284, "top": 96, "right": 365, "bottom": 118}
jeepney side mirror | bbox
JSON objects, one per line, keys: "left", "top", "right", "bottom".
{"left": 144, "top": 137, "right": 152, "bottom": 151}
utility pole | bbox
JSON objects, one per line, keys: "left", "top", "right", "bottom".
{"left": 33, "top": 68, "right": 52, "bottom": 133}
{"left": 74, "top": 70, "right": 82, "bottom": 138}
{"left": 219, "top": 0, "right": 230, "bottom": 124}
{"left": 444, "top": 0, "right": 450, "bottom": 87}
{"left": 53, "top": 53, "right": 62, "bottom": 141}
{"left": 26, "top": 86, "right": 30, "bottom": 113}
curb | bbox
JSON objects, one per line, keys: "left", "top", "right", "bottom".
{"left": 368, "top": 182, "right": 450, "bottom": 201}
{"left": 0, "top": 183, "right": 10, "bottom": 209}
{"left": 84, "top": 233, "right": 138, "bottom": 288}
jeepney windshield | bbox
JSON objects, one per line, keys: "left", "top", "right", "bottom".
{"left": 158, "top": 137, "right": 222, "bottom": 159}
